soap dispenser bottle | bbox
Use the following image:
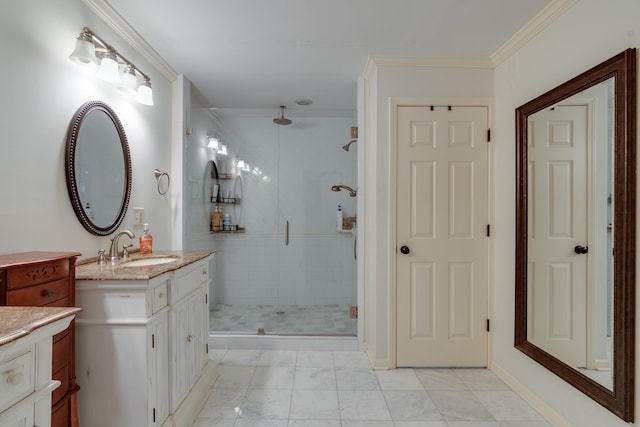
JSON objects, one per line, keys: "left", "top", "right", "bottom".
{"left": 139, "top": 223, "right": 153, "bottom": 254}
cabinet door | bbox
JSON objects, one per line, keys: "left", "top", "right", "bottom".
{"left": 0, "top": 399, "right": 35, "bottom": 427}
{"left": 149, "top": 311, "right": 169, "bottom": 426}
{"left": 169, "top": 289, "right": 208, "bottom": 411}
{"left": 169, "top": 297, "right": 192, "bottom": 411}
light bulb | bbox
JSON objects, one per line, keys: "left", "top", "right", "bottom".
{"left": 117, "top": 65, "right": 138, "bottom": 96}
{"left": 96, "top": 50, "right": 121, "bottom": 83}
{"left": 69, "top": 31, "right": 97, "bottom": 68}
{"left": 135, "top": 78, "right": 154, "bottom": 106}
{"left": 207, "top": 136, "right": 220, "bottom": 150}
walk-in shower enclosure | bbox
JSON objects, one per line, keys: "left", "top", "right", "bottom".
{"left": 186, "top": 107, "right": 358, "bottom": 336}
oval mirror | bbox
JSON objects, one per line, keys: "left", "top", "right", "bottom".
{"left": 65, "top": 101, "right": 132, "bottom": 235}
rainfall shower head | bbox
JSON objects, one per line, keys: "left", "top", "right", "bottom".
{"left": 342, "top": 139, "right": 357, "bottom": 152}
{"left": 331, "top": 184, "right": 357, "bottom": 197}
{"left": 273, "top": 106, "right": 292, "bottom": 126}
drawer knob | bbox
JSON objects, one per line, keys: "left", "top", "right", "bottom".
{"left": 6, "top": 370, "right": 24, "bottom": 386}
{"left": 42, "top": 289, "right": 55, "bottom": 298}
{"left": 159, "top": 292, "right": 165, "bottom": 299}
{"left": 187, "top": 335, "right": 193, "bottom": 342}
{"left": 202, "top": 270, "right": 207, "bottom": 275}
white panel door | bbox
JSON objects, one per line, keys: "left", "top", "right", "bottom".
{"left": 396, "top": 106, "right": 489, "bottom": 367}
{"left": 528, "top": 105, "right": 588, "bottom": 367}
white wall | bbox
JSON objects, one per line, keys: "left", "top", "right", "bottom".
{"left": 492, "top": 0, "right": 640, "bottom": 425}
{"left": 362, "top": 61, "right": 494, "bottom": 367}
{"left": 0, "top": 0, "right": 175, "bottom": 259}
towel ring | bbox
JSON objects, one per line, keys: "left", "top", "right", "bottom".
{"left": 154, "top": 169, "right": 170, "bottom": 195}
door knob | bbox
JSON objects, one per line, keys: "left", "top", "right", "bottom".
{"left": 574, "top": 245, "right": 589, "bottom": 254}
{"left": 400, "top": 246, "right": 410, "bottom": 255}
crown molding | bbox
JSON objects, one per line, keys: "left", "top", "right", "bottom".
{"left": 81, "top": 0, "right": 178, "bottom": 82}
{"left": 362, "top": 54, "right": 493, "bottom": 81}
{"left": 370, "top": 55, "right": 493, "bottom": 69}
{"left": 491, "top": 0, "right": 578, "bottom": 67}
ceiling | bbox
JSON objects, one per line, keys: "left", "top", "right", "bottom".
{"left": 105, "top": 0, "right": 552, "bottom": 110}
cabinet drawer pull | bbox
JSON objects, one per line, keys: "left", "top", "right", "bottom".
{"left": 159, "top": 292, "right": 165, "bottom": 299}
{"left": 187, "top": 335, "right": 193, "bottom": 342}
{"left": 6, "top": 369, "right": 24, "bottom": 386}
{"left": 42, "top": 289, "right": 55, "bottom": 298}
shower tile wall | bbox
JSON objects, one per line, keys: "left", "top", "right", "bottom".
{"left": 210, "top": 110, "right": 358, "bottom": 316}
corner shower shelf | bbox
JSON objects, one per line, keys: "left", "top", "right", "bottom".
{"left": 210, "top": 227, "right": 245, "bottom": 234}
{"left": 211, "top": 197, "right": 241, "bottom": 205}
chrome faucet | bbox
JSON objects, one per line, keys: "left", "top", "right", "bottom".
{"left": 108, "top": 230, "right": 135, "bottom": 263}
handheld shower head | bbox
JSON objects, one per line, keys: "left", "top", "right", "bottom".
{"left": 331, "top": 184, "right": 357, "bottom": 197}
{"left": 342, "top": 139, "right": 357, "bottom": 152}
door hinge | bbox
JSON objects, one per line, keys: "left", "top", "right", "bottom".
{"left": 153, "top": 408, "right": 156, "bottom": 422}
{"left": 205, "top": 293, "right": 208, "bottom": 304}
{"left": 206, "top": 343, "right": 209, "bottom": 354}
{"left": 152, "top": 333, "right": 155, "bottom": 349}
{"left": 487, "top": 128, "right": 491, "bottom": 142}
{"left": 349, "top": 306, "right": 358, "bottom": 319}
{"left": 487, "top": 319, "right": 490, "bottom": 332}
{"left": 486, "top": 224, "right": 490, "bottom": 237}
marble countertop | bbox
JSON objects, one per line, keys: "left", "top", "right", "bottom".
{"left": 75, "top": 250, "right": 215, "bottom": 281}
{"left": 0, "top": 306, "right": 82, "bottom": 346}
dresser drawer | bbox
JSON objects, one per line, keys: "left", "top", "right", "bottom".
{"left": 52, "top": 364, "right": 69, "bottom": 406}
{"left": 52, "top": 331, "right": 70, "bottom": 374}
{"left": 171, "top": 261, "right": 208, "bottom": 303}
{"left": 6, "top": 259, "right": 69, "bottom": 290}
{"left": 0, "top": 271, "right": 5, "bottom": 306}
{"left": 0, "top": 350, "right": 34, "bottom": 413}
{"left": 5, "top": 278, "right": 69, "bottom": 306}
{"left": 152, "top": 281, "right": 168, "bottom": 314}
{"left": 52, "top": 396, "right": 70, "bottom": 427}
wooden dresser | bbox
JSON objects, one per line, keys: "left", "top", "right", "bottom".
{"left": 0, "top": 251, "right": 81, "bottom": 427}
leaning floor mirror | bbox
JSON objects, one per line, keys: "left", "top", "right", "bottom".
{"left": 515, "top": 48, "right": 636, "bottom": 421}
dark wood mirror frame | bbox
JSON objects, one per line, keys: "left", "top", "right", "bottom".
{"left": 515, "top": 48, "right": 636, "bottom": 422}
{"left": 65, "top": 101, "right": 132, "bottom": 236}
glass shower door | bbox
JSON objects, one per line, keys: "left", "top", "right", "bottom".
{"left": 275, "top": 111, "right": 357, "bottom": 335}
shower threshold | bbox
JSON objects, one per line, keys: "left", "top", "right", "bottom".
{"left": 210, "top": 303, "right": 357, "bottom": 336}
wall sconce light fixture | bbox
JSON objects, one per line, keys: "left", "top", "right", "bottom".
{"left": 69, "top": 27, "right": 154, "bottom": 106}
{"left": 207, "top": 135, "right": 220, "bottom": 150}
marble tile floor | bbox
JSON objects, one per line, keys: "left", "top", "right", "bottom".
{"left": 210, "top": 304, "right": 357, "bottom": 336}
{"left": 195, "top": 349, "right": 552, "bottom": 427}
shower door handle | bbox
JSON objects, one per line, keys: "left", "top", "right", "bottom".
{"left": 285, "top": 220, "right": 289, "bottom": 246}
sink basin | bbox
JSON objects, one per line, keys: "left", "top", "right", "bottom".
{"left": 120, "top": 256, "right": 179, "bottom": 267}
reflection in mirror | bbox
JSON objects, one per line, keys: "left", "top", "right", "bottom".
{"left": 65, "top": 101, "right": 132, "bottom": 236}
{"left": 527, "top": 79, "right": 614, "bottom": 389}
{"left": 515, "top": 49, "right": 636, "bottom": 421}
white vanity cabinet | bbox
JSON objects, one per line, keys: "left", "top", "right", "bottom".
{"left": 75, "top": 252, "right": 216, "bottom": 427}
{"left": 75, "top": 274, "right": 171, "bottom": 427}
{"left": 0, "top": 307, "right": 79, "bottom": 427}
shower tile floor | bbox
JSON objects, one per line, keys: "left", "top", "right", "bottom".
{"left": 210, "top": 304, "right": 357, "bottom": 336}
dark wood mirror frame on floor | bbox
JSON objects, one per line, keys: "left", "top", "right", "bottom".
{"left": 515, "top": 48, "right": 636, "bottom": 422}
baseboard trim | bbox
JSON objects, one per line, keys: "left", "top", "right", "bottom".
{"left": 364, "top": 345, "right": 391, "bottom": 370}
{"left": 491, "top": 362, "right": 573, "bottom": 427}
